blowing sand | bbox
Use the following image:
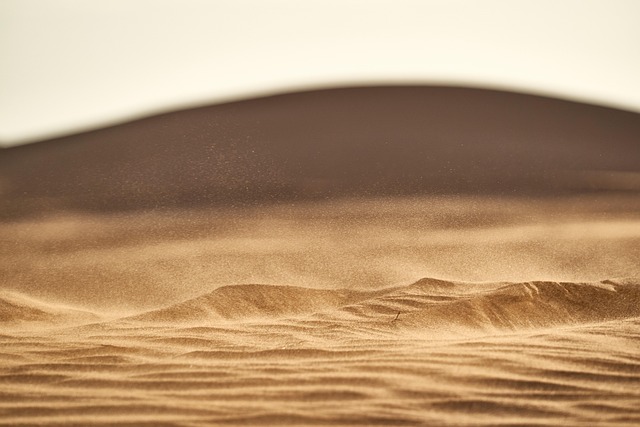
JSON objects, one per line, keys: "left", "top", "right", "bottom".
{"left": 1, "top": 195, "right": 640, "bottom": 426}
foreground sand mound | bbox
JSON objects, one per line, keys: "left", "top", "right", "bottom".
{"left": 130, "top": 284, "right": 384, "bottom": 323}
{"left": 2, "top": 279, "right": 640, "bottom": 426}
{"left": 376, "top": 278, "right": 640, "bottom": 332}
{"left": 130, "top": 278, "right": 640, "bottom": 332}
{"left": 0, "top": 291, "right": 99, "bottom": 325}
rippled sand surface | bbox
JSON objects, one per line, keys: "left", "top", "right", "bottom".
{"left": 1, "top": 195, "right": 640, "bottom": 426}
{"left": 2, "top": 279, "right": 640, "bottom": 426}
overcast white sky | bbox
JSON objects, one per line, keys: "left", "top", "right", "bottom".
{"left": 1, "top": 0, "right": 639, "bottom": 146}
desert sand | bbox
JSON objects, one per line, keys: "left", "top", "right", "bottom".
{"left": 1, "top": 195, "right": 640, "bottom": 426}
{"left": 1, "top": 86, "right": 640, "bottom": 425}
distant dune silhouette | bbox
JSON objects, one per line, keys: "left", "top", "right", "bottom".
{"left": 1, "top": 85, "right": 639, "bottom": 217}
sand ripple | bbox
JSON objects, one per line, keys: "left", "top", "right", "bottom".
{"left": 1, "top": 278, "right": 639, "bottom": 426}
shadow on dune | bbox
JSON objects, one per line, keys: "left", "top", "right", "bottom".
{"left": 1, "top": 86, "right": 639, "bottom": 217}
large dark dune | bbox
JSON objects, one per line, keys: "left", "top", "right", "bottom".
{"left": 1, "top": 86, "right": 639, "bottom": 217}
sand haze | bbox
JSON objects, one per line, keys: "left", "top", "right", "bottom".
{"left": 1, "top": 87, "right": 640, "bottom": 426}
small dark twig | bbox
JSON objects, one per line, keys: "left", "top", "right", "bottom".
{"left": 392, "top": 311, "right": 401, "bottom": 322}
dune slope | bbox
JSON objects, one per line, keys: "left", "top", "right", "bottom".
{"left": 127, "top": 278, "right": 640, "bottom": 334}
{"left": 396, "top": 278, "right": 640, "bottom": 331}
{"left": 0, "top": 291, "right": 99, "bottom": 325}
{"left": 1, "top": 86, "right": 639, "bottom": 217}
{"left": 130, "top": 284, "right": 384, "bottom": 323}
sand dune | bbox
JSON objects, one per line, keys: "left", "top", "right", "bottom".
{"left": 0, "top": 291, "right": 99, "bottom": 325}
{"left": 1, "top": 86, "right": 639, "bottom": 425}
{"left": 128, "top": 279, "right": 640, "bottom": 334}
{"left": 130, "top": 285, "right": 385, "bottom": 323}
{"left": 1, "top": 86, "right": 639, "bottom": 217}
{"left": 1, "top": 278, "right": 639, "bottom": 426}
{"left": 394, "top": 278, "right": 640, "bottom": 332}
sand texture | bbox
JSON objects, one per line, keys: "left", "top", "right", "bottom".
{"left": 1, "top": 278, "right": 640, "bottom": 426}
{"left": 1, "top": 85, "right": 640, "bottom": 426}
{"left": 1, "top": 195, "right": 640, "bottom": 426}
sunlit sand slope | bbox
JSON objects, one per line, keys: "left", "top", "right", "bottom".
{"left": 129, "top": 278, "right": 640, "bottom": 332}
{"left": 390, "top": 278, "right": 640, "bottom": 331}
{"left": 130, "top": 285, "right": 385, "bottom": 323}
{"left": 1, "top": 278, "right": 639, "bottom": 426}
{"left": 0, "top": 291, "right": 99, "bottom": 325}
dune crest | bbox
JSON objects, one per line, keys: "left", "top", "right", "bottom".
{"left": 395, "top": 278, "right": 640, "bottom": 332}
{"left": 127, "top": 278, "right": 640, "bottom": 333}
{"left": 129, "top": 284, "right": 384, "bottom": 323}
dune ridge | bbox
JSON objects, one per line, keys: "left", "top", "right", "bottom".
{"left": 126, "top": 278, "right": 640, "bottom": 334}
{"left": 4, "top": 278, "right": 638, "bottom": 334}
{"left": 396, "top": 278, "right": 640, "bottom": 332}
{"left": 129, "top": 285, "right": 385, "bottom": 323}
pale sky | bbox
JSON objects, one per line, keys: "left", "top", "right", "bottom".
{"left": 1, "top": 0, "right": 639, "bottom": 146}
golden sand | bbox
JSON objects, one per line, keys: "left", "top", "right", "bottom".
{"left": 1, "top": 195, "right": 639, "bottom": 426}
